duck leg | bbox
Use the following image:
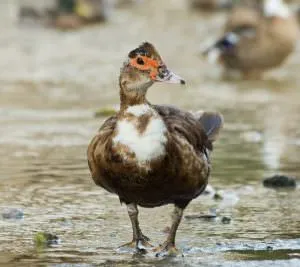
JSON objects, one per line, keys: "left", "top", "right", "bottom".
{"left": 119, "top": 203, "right": 152, "bottom": 251}
{"left": 154, "top": 204, "right": 186, "bottom": 256}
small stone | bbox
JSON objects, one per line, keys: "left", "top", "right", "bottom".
{"left": 221, "top": 216, "right": 231, "bottom": 224}
{"left": 266, "top": 245, "right": 273, "bottom": 251}
{"left": 1, "top": 208, "right": 24, "bottom": 220}
{"left": 213, "top": 192, "right": 223, "bottom": 200}
{"left": 185, "top": 209, "right": 217, "bottom": 220}
{"left": 263, "top": 175, "right": 296, "bottom": 188}
{"left": 34, "top": 232, "right": 60, "bottom": 247}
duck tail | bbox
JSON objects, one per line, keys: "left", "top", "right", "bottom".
{"left": 202, "top": 32, "right": 240, "bottom": 63}
{"left": 197, "top": 111, "right": 224, "bottom": 142}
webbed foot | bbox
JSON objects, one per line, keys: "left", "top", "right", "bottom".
{"left": 153, "top": 241, "right": 179, "bottom": 257}
{"left": 118, "top": 234, "right": 153, "bottom": 253}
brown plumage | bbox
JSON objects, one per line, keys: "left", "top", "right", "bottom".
{"left": 87, "top": 42, "right": 223, "bottom": 255}
{"left": 203, "top": 0, "right": 299, "bottom": 78}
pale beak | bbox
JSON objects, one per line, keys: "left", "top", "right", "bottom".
{"left": 155, "top": 67, "right": 186, "bottom": 85}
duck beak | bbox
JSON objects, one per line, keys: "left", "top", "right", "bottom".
{"left": 154, "top": 67, "right": 186, "bottom": 85}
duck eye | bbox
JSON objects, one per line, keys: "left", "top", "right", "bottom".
{"left": 136, "top": 57, "right": 144, "bottom": 65}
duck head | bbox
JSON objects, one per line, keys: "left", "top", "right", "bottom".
{"left": 119, "top": 42, "right": 185, "bottom": 106}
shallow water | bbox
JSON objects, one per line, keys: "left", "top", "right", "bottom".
{"left": 0, "top": 0, "right": 300, "bottom": 266}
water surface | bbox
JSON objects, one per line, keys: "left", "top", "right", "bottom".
{"left": 0, "top": 1, "right": 300, "bottom": 266}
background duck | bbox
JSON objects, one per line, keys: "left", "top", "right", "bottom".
{"left": 202, "top": 0, "right": 299, "bottom": 78}
{"left": 19, "top": 0, "right": 112, "bottom": 30}
{"left": 87, "top": 42, "right": 223, "bottom": 255}
{"left": 189, "top": 0, "right": 263, "bottom": 11}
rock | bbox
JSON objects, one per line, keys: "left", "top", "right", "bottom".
{"left": 185, "top": 208, "right": 217, "bottom": 220}
{"left": 221, "top": 216, "right": 231, "bottom": 224}
{"left": 263, "top": 175, "right": 296, "bottom": 188}
{"left": 213, "top": 192, "right": 223, "bottom": 200}
{"left": 185, "top": 214, "right": 216, "bottom": 220}
{"left": 34, "top": 232, "right": 60, "bottom": 247}
{"left": 1, "top": 208, "right": 24, "bottom": 220}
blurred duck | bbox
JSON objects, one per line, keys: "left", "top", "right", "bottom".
{"left": 189, "top": 0, "right": 260, "bottom": 11}
{"left": 55, "top": 0, "right": 113, "bottom": 29}
{"left": 203, "top": 0, "right": 299, "bottom": 78}
{"left": 87, "top": 42, "right": 223, "bottom": 255}
{"left": 19, "top": 0, "right": 112, "bottom": 30}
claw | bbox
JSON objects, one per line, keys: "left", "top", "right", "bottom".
{"left": 118, "top": 235, "right": 153, "bottom": 254}
{"left": 118, "top": 240, "right": 136, "bottom": 249}
{"left": 153, "top": 242, "right": 179, "bottom": 257}
{"left": 137, "top": 239, "right": 153, "bottom": 249}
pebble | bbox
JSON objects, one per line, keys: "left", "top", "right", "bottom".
{"left": 1, "top": 208, "right": 24, "bottom": 220}
{"left": 185, "top": 208, "right": 217, "bottom": 220}
{"left": 263, "top": 175, "right": 297, "bottom": 188}
{"left": 221, "top": 216, "right": 231, "bottom": 224}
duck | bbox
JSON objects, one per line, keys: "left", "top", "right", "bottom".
{"left": 202, "top": 0, "right": 299, "bottom": 78}
{"left": 87, "top": 42, "right": 223, "bottom": 255}
{"left": 55, "top": 0, "right": 113, "bottom": 29}
{"left": 19, "top": 0, "right": 112, "bottom": 30}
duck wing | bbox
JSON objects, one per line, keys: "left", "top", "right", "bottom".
{"left": 153, "top": 105, "right": 223, "bottom": 153}
{"left": 87, "top": 115, "right": 117, "bottom": 189}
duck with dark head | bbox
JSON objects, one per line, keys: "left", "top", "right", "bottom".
{"left": 87, "top": 42, "right": 223, "bottom": 256}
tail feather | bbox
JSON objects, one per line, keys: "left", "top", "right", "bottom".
{"left": 197, "top": 112, "right": 224, "bottom": 142}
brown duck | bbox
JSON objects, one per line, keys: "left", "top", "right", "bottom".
{"left": 203, "top": 0, "right": 299, "bottom": 78}
{"left": 87, "top": 42, "right": 223, "bottom": 255}
{"left": 19, "top": 0, "right": 112, "bottom": 30}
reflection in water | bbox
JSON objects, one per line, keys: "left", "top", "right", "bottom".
{"left": 0, "top": 0, "right": 300, "bottom": 266}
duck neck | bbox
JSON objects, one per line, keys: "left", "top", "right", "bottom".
{"left": 119, "top": 80, "right": 153, "bottom": 112}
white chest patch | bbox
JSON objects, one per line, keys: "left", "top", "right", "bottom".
{"left": 113, "top": 105, "right": 167, "bottom": 163}
{"left": 126, "top": 104, "right": 152, "bottom": 116}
